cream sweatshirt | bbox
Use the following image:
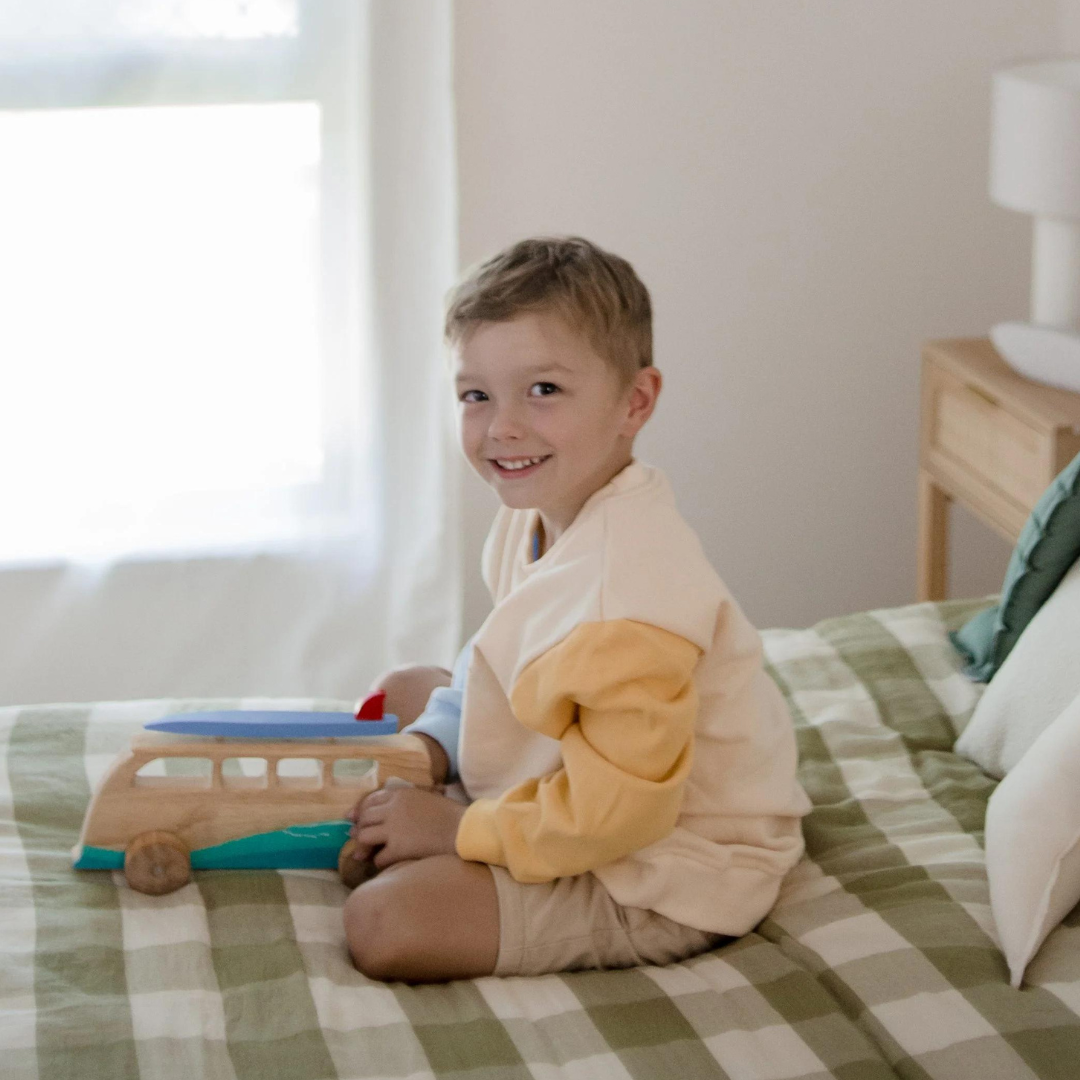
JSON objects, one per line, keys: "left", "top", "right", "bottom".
{"left": 454, "top": 460, "right": 811, "bottom": 935}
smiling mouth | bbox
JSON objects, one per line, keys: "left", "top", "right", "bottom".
{"left": 489, "top": 454, "right": 551, "bottom": 477}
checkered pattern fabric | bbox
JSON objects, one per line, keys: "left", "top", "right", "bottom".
{"left": 4, "top": 598, "right": 1078, "bottom": 1079}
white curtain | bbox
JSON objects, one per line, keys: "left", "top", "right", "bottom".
{"left": 0, "top": 1, "right": 462, "bottom": 705}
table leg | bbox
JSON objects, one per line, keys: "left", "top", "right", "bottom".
{"left": 917, "top": 470, "right": 950, "bottom": 602}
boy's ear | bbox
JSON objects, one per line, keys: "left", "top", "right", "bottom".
{"left": 620, "top": 367, "right": 662, "bottom": 437}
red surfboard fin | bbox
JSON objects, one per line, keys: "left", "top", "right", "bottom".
{"left": 355, "top": 690, "right": 387, "bottom": 721}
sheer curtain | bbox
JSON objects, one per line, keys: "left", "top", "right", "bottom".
{"left": 0, "top": 1, "right": 461, "bottom": 704}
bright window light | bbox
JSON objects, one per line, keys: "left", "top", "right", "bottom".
{"left": 0, "top": 101, "right": 328, "bottom": 562}
{"left": 0, "top": 0, "right": 299, "bottom": 43}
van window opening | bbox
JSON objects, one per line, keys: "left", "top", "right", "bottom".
{"left": 129, "top": 748, "right": 382, "bottom": 791}
{"left": 276, "top": 757, "right": 322, "bottom": 790}
{"left": 134, "top": 757, "right": 212, "bottom": 789}
{"left": 221, "top": 757, "right": 269, "bottom": 790}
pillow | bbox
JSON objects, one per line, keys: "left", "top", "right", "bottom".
{"left": 985, "top": 690, "right": 1080, "bottom": 987}
{"left": 950, "top": 450, "right": 1080, "bottom": 682}
{"left": 954, "top": 554, "right": 1080, "bottom": 777}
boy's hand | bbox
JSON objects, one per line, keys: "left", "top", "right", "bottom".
{"left": 346, "top": 787, "right": 466, "bottom": 869}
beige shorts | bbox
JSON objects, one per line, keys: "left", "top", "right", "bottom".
{"left": 488, "top": 864, "right": 728, "bottom": 978}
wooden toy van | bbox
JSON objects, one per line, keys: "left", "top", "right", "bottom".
{"left": 72, "top": 703, "right": 432, "bottom": 895}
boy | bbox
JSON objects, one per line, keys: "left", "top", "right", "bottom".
{"left": 344, "top": 236, "right": 810, "bottom": 983}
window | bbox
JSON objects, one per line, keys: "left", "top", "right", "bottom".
{"left": 221, "top": 756, "right": 270, "bottom": 790}
{"left": 0, "top": 1, "right": 299, "bottom": 43}
{"left": 0, "top": 1, "right": 371, "bottom": 563}
{"left": 275, "top": 756, "right": 322, "bottom": 790}
{"left": 331, "top": 757, "right": 378, "bottom": 787}
{"left": 134, "top": 756, "right": 212, "bottom": 788}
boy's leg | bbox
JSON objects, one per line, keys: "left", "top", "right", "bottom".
{"left": 370, "top": 664, "right": 453, "bottom": 730}
{"left": 489, "top": 869, "right": 726, "bottom": 977}
{"left": 344, "top": 854, "right": 499, "bottom": 983}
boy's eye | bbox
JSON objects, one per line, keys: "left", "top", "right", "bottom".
{"left": 529, "top": 382, "right": 560, "bottom": 397}
{"left": 460, "top": 390, "right": 488, "bottom": 403}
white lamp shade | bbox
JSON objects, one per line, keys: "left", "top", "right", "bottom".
{"left": 990, "top": 60, "right": 1080, "bottom": 219}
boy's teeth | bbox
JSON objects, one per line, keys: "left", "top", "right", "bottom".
{"left": 496, "top": 456, "right": 545, "bottom": 470}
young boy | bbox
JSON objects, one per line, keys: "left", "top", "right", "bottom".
{"left": 344, "top": 236, "right": 810, "bottom": 983}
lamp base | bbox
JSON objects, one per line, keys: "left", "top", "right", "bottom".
{"left": 990, "top": 322, "right": 1080, "bottom": 394}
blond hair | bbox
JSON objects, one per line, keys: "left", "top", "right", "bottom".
{"left": 444, "top": 236, "right": 652, "bottom": 384}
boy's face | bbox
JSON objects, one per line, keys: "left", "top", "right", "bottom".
{"left": 453, "top": 310, "right": 659, "bottom": 534}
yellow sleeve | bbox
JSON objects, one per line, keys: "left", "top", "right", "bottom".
{"left": 455, "top": 620, "right": 701, "bottom": 882}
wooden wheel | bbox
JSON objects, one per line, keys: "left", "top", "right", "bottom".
{"left": 338, "top": 838, "right": 378, "bottom": 890}
{"left": 124, "top": 831, "right": 191, "bottom": 895}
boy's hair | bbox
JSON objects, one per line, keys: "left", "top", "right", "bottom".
{"left": 444, "top": 236, "right": 652, "bottom": 384}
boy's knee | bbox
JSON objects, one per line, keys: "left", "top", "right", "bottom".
{"left": 370, "top": 665, "right": 453, "bottom": 730}
{"left": 344, "top": 879, "right": 413, "bottom": 981}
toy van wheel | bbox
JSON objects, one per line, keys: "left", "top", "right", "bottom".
{"left": 338, "top": 838, "right": 378, "bottom": 890}
{"left": 125, "top": 831, "right": 191, "bottom": 895}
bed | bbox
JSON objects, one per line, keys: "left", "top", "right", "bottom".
{"left": 4, "top": 596, "right": 1079, "bottom": 1080}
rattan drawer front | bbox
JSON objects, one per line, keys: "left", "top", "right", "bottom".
{"left": 929, "top": 367, "right": 1048, "bottom": 511}
{"left": 919, "top": 338, "right": 1080, "bottom": 602}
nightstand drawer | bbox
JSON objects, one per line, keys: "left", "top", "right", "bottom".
{"left": 927, "top": 365, "right": 1048, "bottom": 510}
{"left": 919, "top": 338, "right": 1080, "bottom": 602}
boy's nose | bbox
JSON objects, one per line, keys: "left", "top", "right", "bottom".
{"left": 487, "top": 406, "right": 527, "bottom": 440}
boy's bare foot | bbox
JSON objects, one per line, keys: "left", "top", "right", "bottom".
{"left": 338, "top": 838, "right": 379, "bottom": 889}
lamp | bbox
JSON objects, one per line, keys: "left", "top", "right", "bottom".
{"left": 989, "top": 59, "right": 1080, "bottom": 391}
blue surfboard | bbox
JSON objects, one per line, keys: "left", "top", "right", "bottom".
{"left": 145, "top": 710, "right": 399, "bottom": 739}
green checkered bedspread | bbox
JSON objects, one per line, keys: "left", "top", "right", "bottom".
{"left": 4, "top": 598, "right": 1078, "bottom": 1079}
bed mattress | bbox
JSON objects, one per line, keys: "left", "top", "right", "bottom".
{"left": 3, "top": 597, "right": 1076, "bottom": 1079}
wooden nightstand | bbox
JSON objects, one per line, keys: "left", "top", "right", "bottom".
{"left": 918, "top": 338, "right": 1080, "bottom": 601}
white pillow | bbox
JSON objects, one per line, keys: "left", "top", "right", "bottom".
{"left": 985, "top": 690, "right": 1080, "bottom": 987}
{"left": 955, "top": 555, "right": 1080, "bottom": 778}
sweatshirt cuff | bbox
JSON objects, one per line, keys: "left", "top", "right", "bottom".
{"left": 402, "top": 687, "right": 462, "bottom": 782}
{"left": 455, "top": 799, "right": 506, "bottom": 865}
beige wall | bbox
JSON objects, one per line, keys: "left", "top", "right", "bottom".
{"left": 453, "top": 1, "right": 1066, "bottom": 636}
{"left": 1063, "top": 1, "right": 1080, "bottom": 50}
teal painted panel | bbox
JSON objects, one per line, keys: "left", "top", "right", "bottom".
{"left": 73, "top": 820, "right": 351, "bottom": 872}
{"left": 192, "top": 820, "right": 350, "bottom": 869}
{"left": 72, "top": 846, "right": 124, "bottom": 870}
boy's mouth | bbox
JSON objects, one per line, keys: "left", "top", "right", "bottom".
{"left": 489, "top": 454, "right": 551, "bottom": 479}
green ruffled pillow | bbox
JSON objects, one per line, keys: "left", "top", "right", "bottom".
{"left": 951, "top": 450, "right": 1080, "bottom": 682}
